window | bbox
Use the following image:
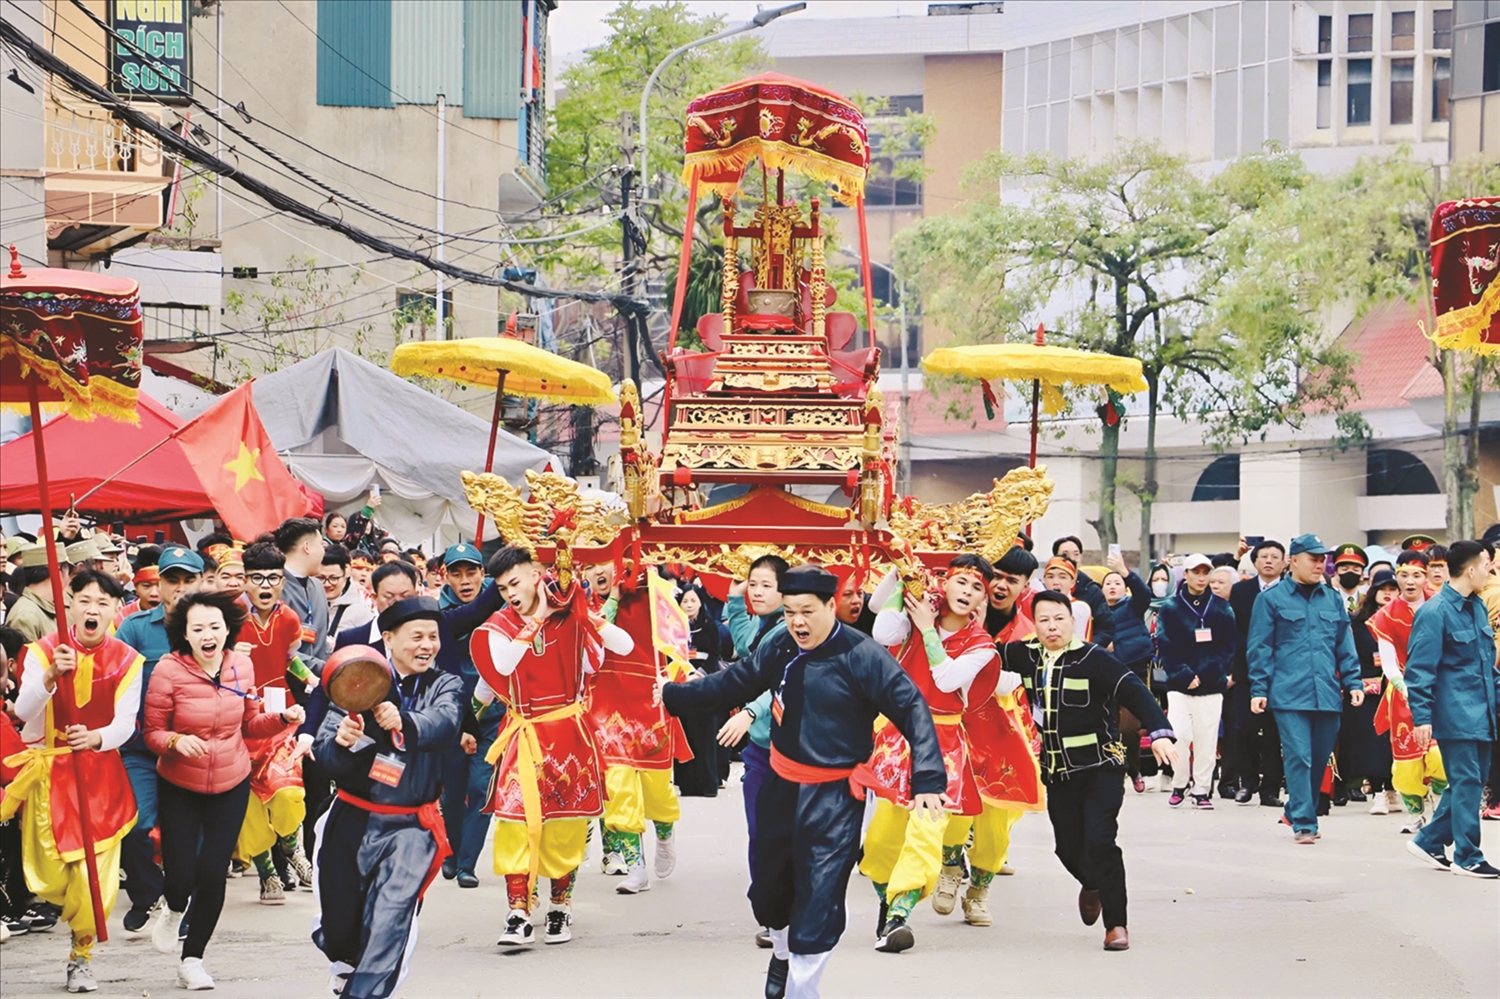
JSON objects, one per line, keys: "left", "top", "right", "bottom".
{"left": 396, "top": 290, "right": 454, "bottom": 340}
{"left": 864, "top": 100, "right": 925, "bottom": 209}
{"left": 1347, "top": 58, "right": 1372, "bottom": 123}
{"left": 1192, "top": 455, "right": 1240, "bottom": 502}
{"left": 1317, "top": 59, "right": 1332, "bottom": 127}
{"left": 1433, "top": 8, "right": 1452, "bottom": 48}
{"left": 1348, "top": 13, "right": 1373, "bottom": 52}
{"left": 1391, "top": 58, "right": 1414, "bottom": 122}
{"left": 1318, "top": 14, "right": 1332, "bottom": 53}
{"left": 1367, "top": 449, "right": 1439, "bottom": 496}
{"left": 1433, "top": 57, "right": 1451, "bottom": 120}
{"left": 1487, "top": 21, "right": 1500, "bottom": 93}
{"left": 1391, "top": 11, "right": 1415, "bottom": 50}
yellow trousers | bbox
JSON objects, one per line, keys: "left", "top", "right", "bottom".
{"left": 20, "top": 810, "right": 122, "bottom": 960}
{"left": 944, "top": 804, "right": 1023, "bottom": 875}
{"left": 492, "top": 817, "right": 589, "bottom": 879}
{"left": 1392, "top": 746, "right": 1446, "bottom": 800}
{"left": 602, "top": 765, "right": 681, "bottom": 834}
{"left": 858, "top": 799, "right": 947, "bottom": 898}
{"left": 234, "top": 786, "right": 307, "bottom": 863}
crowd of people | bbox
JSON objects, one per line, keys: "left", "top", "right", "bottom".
{"left": 0, "top": 510, "right": 1496, "bottom": 998}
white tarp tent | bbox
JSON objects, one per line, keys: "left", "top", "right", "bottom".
{"left": 251, "top": 349, "right": 554, "bottom": 547}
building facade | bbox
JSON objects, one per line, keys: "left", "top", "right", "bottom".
{"left": 1448, "top": 0, "right": 1500, "bottom": 158}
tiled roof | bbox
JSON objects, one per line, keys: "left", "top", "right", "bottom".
{"left": 1339, "top": 298, "right": 1441, "bottom": 411}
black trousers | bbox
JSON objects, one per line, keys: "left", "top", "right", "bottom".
{"left": 1233, "top": 681, "right": 1283, "bottom": 795}
{"left": 302, "top": 757, "right": 334, "bottom": 856}
{"left": 750, "top": 773, "right": 863, "bottom": 955}
{"left": 157, "top": 776, "right": 251, "bottom": 960}
{"left": 1046, "top": 767, "right": 1129, "bottom": 930}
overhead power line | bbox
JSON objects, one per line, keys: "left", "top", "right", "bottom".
{"left": 0, "top": 16, "right": 647, "bottom": 316}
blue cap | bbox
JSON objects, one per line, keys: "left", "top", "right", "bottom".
{"left": 1289, "top": 533, "right": 1329, "bottom": 557}
{"left": 443, "top": 542, "right": 484, "bottom": 568}
{"left": 157, "top": 546, "right": 204, "bottom": 575}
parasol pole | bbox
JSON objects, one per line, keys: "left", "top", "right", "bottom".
{"left": 474, "top": 369, "right": 508, "bottom": 544}
{"left": 856, "top": 197, "right": 876, "bottom": 349}
{"left": 1028, "top": 321, "right": 1047, "bottom": 471}
{"left": 666, "top": 174, "right": 699, "bottom": 353}
{"left": 26, "top": 382, "right": 109, "bottom": 945}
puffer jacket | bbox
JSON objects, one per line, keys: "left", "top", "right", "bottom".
{"left": 1154, "top": 581, "right": 1237, "bottom": 695}
{"left": 144, "top": 650, "right": 291, "bottom": 794}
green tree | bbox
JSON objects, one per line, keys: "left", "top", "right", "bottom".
{"left": 222, "top": 254, "right": 376, "bottom": 378}
{"left": 1283, "top": 152, "right": 1500, "bottom": 538}
{"left": 896, "top": 142, "right": 1363, "bottom": 551}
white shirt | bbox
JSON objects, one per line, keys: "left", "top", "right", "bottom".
{"left": 871, "top": 609, "right": 1015, "bottom": 706}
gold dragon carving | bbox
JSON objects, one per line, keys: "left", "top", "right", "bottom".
{"left": 460, "top": 469, "right": 627, "bottom": 586}
{"left": 887, "top": 464, "right": 1056, "bottom": 563}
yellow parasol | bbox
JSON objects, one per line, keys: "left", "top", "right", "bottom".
{"left": 921, "top": 325, "right": 1147, "bottom": 467}
{"left": 390, "top": 322, "right": 617, "bottom": 541}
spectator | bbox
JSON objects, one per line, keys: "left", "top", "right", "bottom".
{"left": 1101, "top": 553, "right": 1153, "bottom": 793}
{"left": 1329, "top": 543, "right": 1368, "bottom": 613}
{"left": 1155, "top": 554, "right": 1237, "bottom": 809}
{"left": 675, "top": 584, "right": 724, "bottom": 798}
{"left": 1348, "top": 570, "right": 1398, "bottom": 815}
{"left": 1405, "top": 540, "right": 1500, "bottom": 877}
{"left": 1247, "top": 534, "right": 1364, "bottom": 845}
{"left": 323, "top": 512, "right": 348, "bottom": 545}
{"left": 1425, "top": 544, "right": 1450, "bottom": 589}
{"left": 1042, "top": 557, "right": 1095, "bottom": 641}
{"left": 272, "top": 518, "right": 330, "bottom": 672}
{"left": 1229, "top": 540, "right": 1286, "bottom": 807}
{"left": 143, "top": 590, "right": 303, "bottom": 988}
{"left": 320, "top": 545, "right": 374, "bottom": 652}
{"left": 1208, "top": 566, "right": 1237, "bottom": 601}
{"left": 7, "top": 543, "right": 70, "bottom": 643}
{"left": 349, "top": 550, "right": 376, "bottom": 601}
{"left": 1051, "top": 536, "right": 1114, "bottom": 650}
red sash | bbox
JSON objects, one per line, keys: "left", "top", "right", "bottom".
{"left": 769, "top": 744, "right": 901, "bottom": 804}
{"left": 336, "top": 790, "right": 450, "bottom": 900}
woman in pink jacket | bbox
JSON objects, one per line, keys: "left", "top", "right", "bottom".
{"left": 142, "top": 590, "right": 304, "bottom": 990}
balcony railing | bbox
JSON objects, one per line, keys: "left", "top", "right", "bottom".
{"left": 44, "top": 98, "right": 171, "bottom": 253}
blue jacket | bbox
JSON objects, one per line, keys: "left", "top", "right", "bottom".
{"left": 725, "top": 594, "right": 784, "bottom": 748}
{"left": 1105, "top": 571, "right": 1155, "bottom": 667}
{"left": 114, "top": 605, "right": 170, "bottom": 755}
{"left": 1246, "top": 579, "right": 1361, "bottom": 712}
{"left": 1154, "top": 582, "right": 1237, "bottom": 694}
{"left": 1405, "top": 584, "right": 1500, "bottom": 742}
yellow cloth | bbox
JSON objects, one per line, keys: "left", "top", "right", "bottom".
{"left": 492, "top": 817, "right": 588, "bottom": 880}
{"left": 234, "top": 786, "right": 307, "bottom": 863}
{"left": 858, "top": 798, "right": 947, "bottom": 899}
{"left": 1392, "top": 746, "right": 1446, "bottom": 799}
{"left": 943, "top": 804, "right": 1023, "bottom": 874}
{"left": 484, "top": 700, "right": 585, "bottom": 889}
{"left": 602, "top": 765, "right": 681, "bottom": 834}
{"left": 20, "top": 791, "right": 122, "bottom": 961}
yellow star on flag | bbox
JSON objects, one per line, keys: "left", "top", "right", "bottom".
{"left": 224, "top": 441, "right": 265, "bottom": 492}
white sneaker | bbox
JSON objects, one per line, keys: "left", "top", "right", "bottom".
{"left": 0, "top": 920, "right": 9, "bottom": 944}
{"left": 288, "top": 845, "right": 315, "bottom": 888}
{"left": 1157, "top": 773, "right": 1174, "bottom": 793}
{"left": 600, "top": 851, "right": 627, "bottom": 876}
{"left": 654, "top": 832, "right": 677, "bottom": 879}
{"left": 498, "top": 909, "right": 534, "bottom": 947}
{"left": 543, "top": 906, "right": 572, "bottom": 944}
{"left": 177, "top": 957, "right": 214, "bottom": 990}
{"left": 1368, "top": 794, "right": 1390, "bottom": 815}
{"left": 1399, "top": 813, "right": 1427, "bottom": 835}
{"left": 327, "top": 971, "right": 350, "bottom": 996}
{"left": 152, "top": 906, "right": 186, "bottom": 955}
{"left": 66, "top": 956, "right": 98, "bottom": 993}
{"left": 617, "top": 864, "right": 650, "bottom": 894}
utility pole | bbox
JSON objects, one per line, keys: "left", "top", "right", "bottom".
{"left": 435, "top": 93, "right": 447, "bottom": 338}
{"left": 619, "top": 111, "right": 640, "bottom": 387}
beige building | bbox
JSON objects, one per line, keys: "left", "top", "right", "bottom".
{"left": 1448, "top": 0, "right": 1499, "bottom": 158}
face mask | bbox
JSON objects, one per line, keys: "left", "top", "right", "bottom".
{"left": 1151, "top": 581, "right": 1169, "bottom": 598}
{"left": 1338, "top": 571, "right": 1363, "bottom": 590}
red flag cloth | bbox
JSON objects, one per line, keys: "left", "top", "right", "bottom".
{"left": 174, "top": 383, "right": 317, "bottom": 538}
{"left": 1429, "top": 197, "right": 1500, "bottom": 353}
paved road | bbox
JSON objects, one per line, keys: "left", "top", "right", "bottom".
{"left": 2, "top": 775, "right": 1495, "bottom": 998}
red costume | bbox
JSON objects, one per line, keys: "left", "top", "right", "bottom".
{"left": 585, "top": 586, "right": 690, "bottom": 770}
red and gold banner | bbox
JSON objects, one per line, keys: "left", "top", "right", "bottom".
{"left": 1428, "top": 197, "right": 1500, "bottom": 353}
{"left": 682, "top": 73, "right": 868, "bottom": 205}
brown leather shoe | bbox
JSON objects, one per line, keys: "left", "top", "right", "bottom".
{"left": 1078, "top": 888, "right": 1101, "bottom": 926}
{"left": 1103, "top": 926, "right": 1129, "bottom": 951}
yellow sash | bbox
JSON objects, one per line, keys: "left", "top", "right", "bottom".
{"left": 484, "top": 700, "right": 585, "bottom": 889}
{"left": 0, "top": 746, "right": 69, "bottom": 823}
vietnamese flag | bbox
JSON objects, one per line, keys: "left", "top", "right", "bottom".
{"left": 175, "top": 382, "right": 318, "bottom": 539}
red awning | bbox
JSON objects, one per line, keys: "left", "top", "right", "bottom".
{"left": 0, "top": 394, "right": 217, "bottom": 520}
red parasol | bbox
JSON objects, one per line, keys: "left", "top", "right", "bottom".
{"left": 1, "top": 244, "right": 144, "bottom": 943}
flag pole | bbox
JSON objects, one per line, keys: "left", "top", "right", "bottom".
{"left": 26, "top": 382, "right": 109, "bottom": 945}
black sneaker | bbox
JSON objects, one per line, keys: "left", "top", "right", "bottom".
{"left": 1259, "top": 794, "right": 1284, "bottom": 807}
{"left": 178, "top": 912, "right": 189, "bottom": 942}
{"left": 22, "top": 906, "right": 58, "bottom": 932}
{"left": 1234, "top": 788, "right": 1254, "bottom": 805}
{"left": 874, "top": 915, "right": 914, "bottom": 953}
{"left": 2, "top": 913, "right": 28, "bottom": 936}
{"left": 874, "top": 899, "right": 887, "bottom": 939}
{"left": 765, "top": 955, "right": 789, "bottom": 999}
{"left": 1405, "top": 840, "right": 1452, "bottom": 871}
{"left": 1453, "top": 860, "right": 1500, "bottom": 879}
{"left": 122, "top": 902, "right": 159, "bottom": 933}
